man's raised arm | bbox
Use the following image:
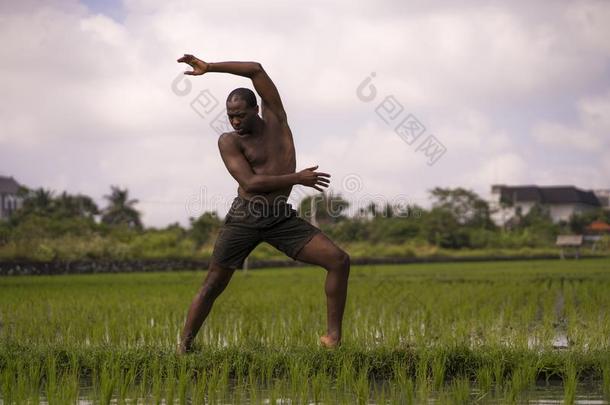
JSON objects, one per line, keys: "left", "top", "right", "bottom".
{"left": 177, "top": 54, "right": 287, "bottom": 124}
{"left": 218, "top": 134, "right": 329, "bottom": 193}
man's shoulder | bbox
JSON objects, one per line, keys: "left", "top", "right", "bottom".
{"left": 218, "top": 131, "right": 241, "bottom": 151}
{"left": 218, "top": 131, "right": 239, "bottom": 143}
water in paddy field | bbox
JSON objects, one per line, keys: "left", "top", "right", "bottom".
{"left": 10, "top": 379, "right": 606, "bottom": 404}
{"left": 478, "top": 381, "right": 608, "bottom": 404}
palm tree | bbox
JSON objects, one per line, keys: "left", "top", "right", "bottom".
{"left": 101, "top": 186, "right": 143, "bottom": 229}
{"left": 20, "top": 187, "right": 55, "bottom": 216}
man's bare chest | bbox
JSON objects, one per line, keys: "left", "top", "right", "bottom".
{"left": 242, "top": 142, "right": 271, "bottom": 167}
{"left": 239, "top": 132, "right": 295, "bottom": 172}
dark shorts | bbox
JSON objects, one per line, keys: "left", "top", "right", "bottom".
{"left": 211, "top": 195, "right": 322, "bottom": 269}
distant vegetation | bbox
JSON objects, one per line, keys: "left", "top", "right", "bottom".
{"left": 0, "top": 186, "right": 608, "bottom": 262}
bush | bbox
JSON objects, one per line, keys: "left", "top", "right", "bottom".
{"left": 368, "top": 217, "right": 421, "bottom": 244}
{"left": 0, "top": 222, "right": 10, "bottom": 245}
{"left": 189, "top": 212, "right": 222, "bottom": 247}
{"left": 10, "top": 215, "right": 96, "bottom": 240}
{"left": 322, "top": 219, "right": 370, "bottom": 242}
{"left": 128, "top": 229, "right": 196, "bottom": 260}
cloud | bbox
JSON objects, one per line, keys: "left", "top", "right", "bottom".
{"left": 532, "top": 122, "right": 603, "bottom": 152}
{"left": 469, "top": 153, "right": 528, "bottom": 191}
{"left": 532, "top": 90, "right": 610, "bottom": 153}
{"left": 1, "top": 0, "right": 609, "bottom": 226}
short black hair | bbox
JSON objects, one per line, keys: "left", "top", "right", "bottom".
{"left": 226, "top": 88, "right": 257, "bottom": 108}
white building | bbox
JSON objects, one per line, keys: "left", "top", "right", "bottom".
{"left": 593, "top": 189, "right": 610, "bottom": 209}
{"left": 490, "top": 184, "right": 605, "bottom": 226}
{"left": 0, "top": 176, "right": 23, "bottom": 220}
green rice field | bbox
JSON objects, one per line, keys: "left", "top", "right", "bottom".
{"left": 1, "top": 258, "right": 610, "bottom": 403}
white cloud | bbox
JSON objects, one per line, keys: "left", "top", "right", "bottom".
{"left": 470, "top": 153, "right": 528, "bottom": 192}
{"left": 1, "top": 0, "right": 610, "bottom": 226}
{"left": 579, "top": 92, "right": 610, "bottom": 134}
{"left": 532, "top": 122, "right": 603, "bottom": 152}
{"left": 80, "top": 14, "right": 128, "bottom": 45}
{"left": 532, "top": 90, "right": 610, "bottom": 153}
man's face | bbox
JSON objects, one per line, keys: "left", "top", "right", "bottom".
{"left": 226, "top": 97, "right": 258, "bottom": 135}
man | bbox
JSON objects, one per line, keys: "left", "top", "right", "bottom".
{"left": 176, "top": 54, "right": 350, "bottom": 353}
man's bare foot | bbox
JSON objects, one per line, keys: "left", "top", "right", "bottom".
{"left": 319, "top": 334, "right": 341, "bottom": 348}
{"left": 176, "top": 343, "right": 193, "bottom": 355}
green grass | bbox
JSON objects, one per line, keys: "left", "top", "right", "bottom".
{"left": 1, "top": 258, "right": 610, "bottom": 402}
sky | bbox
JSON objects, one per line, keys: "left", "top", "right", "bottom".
{"left": 1, "top": 0, "right": 609, "bottom": 227}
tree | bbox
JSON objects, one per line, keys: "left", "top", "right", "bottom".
{"left": 381, "top": 202, "right": 395, "bottom": 218}
{"left": 19, "top": 187, "right": 55, "bottom": 216}
{"left": 518, "top": 203, "right": 553, "bottom": 228}
{"left": 298, "top": 191, "right": 350, "bottom": 225}
{"left": 359, "top": 201, "right": 379, "bottom": 219}
{"left": 0, "top": 221, "right": 10, "bottom": 245}
{"left": 569, "top": 209, "right": 610, "bottom": 233}
{"left": 512, "top": 203, "right": 559, "bottom": 245}
{"left": 101, "top": 186, "right": 143, "bottom": 230}
{"left": 324, "top": 218, "right": 370, "bottom": 242}
{"left": 55, "top": 192, "right": 99, "bottom": 219}
{"left": 15, "top": 187, "right": 99, "bottom": 221}
{"left": 189, "top": 212, "right": 221, "bottom": 247}
{"left": 420, "top": 207, "right": 468, "bottom": 248}
{"left": 429, "top": 187, "right": 495, "bottom": 229}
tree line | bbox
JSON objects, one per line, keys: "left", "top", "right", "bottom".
{"left": 297, "top": 188, "right": 610, "bottom": 249}
{"left": 0, "top": 185, "right": 608, "bottom": 262}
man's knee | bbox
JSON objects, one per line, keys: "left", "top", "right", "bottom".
{"left": 201, "top": 263, "right": 234, "bottom": 298}
{"left": 329, "top": 249, "right": 350, "bottom": 273}
{"left": 201, "top": 276, "right": 229, "bottom": 299}
{"left": 340, "top": 251, "right": 350, "bottom": 273}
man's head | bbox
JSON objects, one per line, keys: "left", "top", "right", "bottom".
{"left": 226, "top": 88, "right": 259, "bottom": 135}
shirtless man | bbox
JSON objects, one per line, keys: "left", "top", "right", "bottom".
{"left": 176, "top": 54, "right": 350, "bottom": 353}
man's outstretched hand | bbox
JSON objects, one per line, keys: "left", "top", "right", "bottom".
{"left": 297, "top": 165, "right": 331, "bottom": 192}
{"left": 177, "top": 54, "right": 209, "bottom": 76}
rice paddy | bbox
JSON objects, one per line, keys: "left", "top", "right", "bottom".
{"left": 1, "top": 258, "right": 610, "bottom": 403}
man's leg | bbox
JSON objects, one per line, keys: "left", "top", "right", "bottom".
{"left": 294, "top": 232, "right": 350, "bottom": 347}
{"left": 178, "top": 261, "right": 236, "bottom": 353}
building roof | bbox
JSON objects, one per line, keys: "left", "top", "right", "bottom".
{"left": 586, "top": 221, "right": 610, "bottom": 233}
{"left": 556, "top": 235, "right": 583, "bottom": 246}
{"left": 0, "top": 176, "right": 21, "bottom": 194}
{"left": 493, "top": 185, "right": 601, "bottom": 207}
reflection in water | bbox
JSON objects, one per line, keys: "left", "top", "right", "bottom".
{"left": 30, "top": 379, "right": 608, "bottom": 404}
